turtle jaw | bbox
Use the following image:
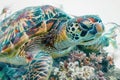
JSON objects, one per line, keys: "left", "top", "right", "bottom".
{"left": 79, "top": 32, "right": 103, "bottom": 46}
{"left": 80, "top": 38, "right": 99, "bottom": 45}
{"left": 79, "top": 22, "right": 104, "bottom": 45}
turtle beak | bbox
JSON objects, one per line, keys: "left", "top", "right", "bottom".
{"left": 95, "top": 22, "right": 104, "bottom": 33}
{"left": 89, "top": 22, "right": 104, "bottom": 36}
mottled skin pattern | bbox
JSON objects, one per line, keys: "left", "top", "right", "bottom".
{"left": 0, "top": 5, "right": 104, "bottom": 79}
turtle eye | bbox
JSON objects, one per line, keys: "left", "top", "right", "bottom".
{"left": 80, "top": 31, "right": 88, "bottom": 37}
{"left": 80, "top": 22, "right": 89, "bottom": 30}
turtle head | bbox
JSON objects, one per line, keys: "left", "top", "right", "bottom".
{"left": 66, "top": 15, "right": 104, "bottom": 45}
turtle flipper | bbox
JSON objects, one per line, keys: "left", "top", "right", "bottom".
{"left": 25, "top": 52, "right": 53, "bottom": 80}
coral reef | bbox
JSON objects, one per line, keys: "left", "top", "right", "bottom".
{"left": 49, "top": 51, "right": 119, "bottom": 80}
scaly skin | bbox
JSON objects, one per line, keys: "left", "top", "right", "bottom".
{"left": 0, "top": 5, "right": 104, "bottom": 79}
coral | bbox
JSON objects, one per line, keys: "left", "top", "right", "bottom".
{"left": 49, "top": 51, "right": 118, "bottom": 80}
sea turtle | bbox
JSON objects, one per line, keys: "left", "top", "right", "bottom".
{"left": 0, "top": 5, "right": 104, "bottom": 79}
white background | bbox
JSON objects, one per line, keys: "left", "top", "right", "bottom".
{"left": 0, "top": 0, "right": 120, "bottom": 23}
{"left": 0, "top": 0, "right": 120, "bottom": 68}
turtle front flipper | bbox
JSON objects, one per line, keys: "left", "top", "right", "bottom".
{"left": 25, "top": 52, "right": 53, "bottom": 80}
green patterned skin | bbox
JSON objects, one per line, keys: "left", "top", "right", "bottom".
{"left": 0, "top": 5, "right": 104, "bottom": 79}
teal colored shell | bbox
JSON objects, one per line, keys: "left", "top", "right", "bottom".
{"left": 0, "top": 5, "right": 71, "bottom": 53}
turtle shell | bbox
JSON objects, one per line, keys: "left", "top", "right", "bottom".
{"left": 0, "top": 5, "right": 70, "bottom": 55}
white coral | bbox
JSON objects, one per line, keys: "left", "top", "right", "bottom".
{"left": 52, "top": 61, "right": 96, "bottom": 80}
{"left": 80, "top": 66, "right": 95, "bottom": 79}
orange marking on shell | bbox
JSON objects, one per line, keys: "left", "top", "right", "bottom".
{"left": 46, "top": 22, "right": 54, "bottom": 30}
{"left": 1, "top": 42, "right": 14, "bottom": 54}
{"left": 25, "top": 52, "right": 33, "bottom": 63}
{"left": 15, "top": 29, "right": 19, "bottom": 33}
{"left": 34, "top": 22, "right": 48, "bottom": 36}
{"left": 55, "top": 25, "right": 67, "bottom": 43}
{"left": 14, "top": 33, "right": 29, "bottom": 49}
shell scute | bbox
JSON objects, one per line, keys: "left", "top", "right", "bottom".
{"left": 0, "top": 5, "right": 61, "bottom": 53}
